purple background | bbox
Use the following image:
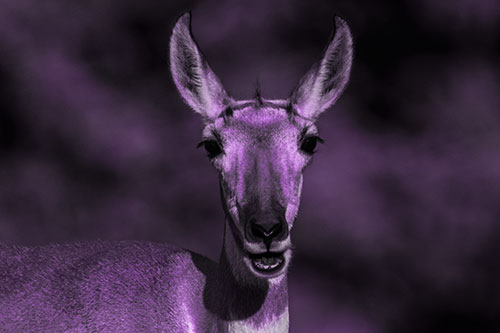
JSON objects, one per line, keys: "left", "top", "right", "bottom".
{"left": 1, "top": 0, "right": 499, "bottom": 331}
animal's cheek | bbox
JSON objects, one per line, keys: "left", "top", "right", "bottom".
{"left": 287, "top": 175, "right": 303, "bottom": 217}
{"left": 219, "top": 170, "right": 238, "bottom": 200}
{"left": 285, "top": 203, "right": 299, "bottom": 227}
{"left": 211, "top": 158, "right": 224, "bottom": 172}
{"left": 283, "top": 170, "right": 303, "bottom": 198}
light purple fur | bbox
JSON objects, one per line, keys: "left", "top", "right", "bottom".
{"left": 0, "top": 12, "right": 352, "bottom": 332}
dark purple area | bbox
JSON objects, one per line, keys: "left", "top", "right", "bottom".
{"left": 0, "top": 0, "right": 499, "bottom": 331}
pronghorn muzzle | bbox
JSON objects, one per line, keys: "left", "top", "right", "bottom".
{"left": 240, "top": 198, "right": 289, "bottom": 248}
{"left": 237, "top": 199, "right": 290, "bottom": 275}
{"left": 245, "top": 216, "right": 289, "bottom": 248}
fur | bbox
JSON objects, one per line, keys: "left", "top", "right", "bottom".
{"left": 0, "top": 11, "right": 353, "bottom": 332}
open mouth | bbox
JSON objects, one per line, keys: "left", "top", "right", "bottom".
{"left": 248, "top": 252, "right": 285, "bottom": 273}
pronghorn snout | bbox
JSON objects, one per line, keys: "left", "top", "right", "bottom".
{"left": 245, "top": 214, "right": 289, "bottom": 247}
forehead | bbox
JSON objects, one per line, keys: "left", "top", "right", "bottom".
{"left": 226, "top": 106, "right": 291, "bottom": 135}
{"left": 203, "top": 100, "right": 314, "bottom": 139}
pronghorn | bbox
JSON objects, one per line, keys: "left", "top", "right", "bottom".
{"left": 0, "top": 12, "right": 352, "bottom": 332}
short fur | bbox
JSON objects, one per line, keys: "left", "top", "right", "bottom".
{"left": 0, "top": 12, "right": 353, "bottom": 332}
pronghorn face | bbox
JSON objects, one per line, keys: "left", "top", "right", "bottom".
{"left": 170, "top": 13, "right": 352, "bottom": 279}
{"left": 200, "top": 102, "right": 321, "bottom": 277}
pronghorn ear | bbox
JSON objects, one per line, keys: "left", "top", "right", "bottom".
{"left": 170, "top": 12, "right": 229, "bottom": 121}
{"left": 291, "top": 17, "right": 353, "bottom": 120}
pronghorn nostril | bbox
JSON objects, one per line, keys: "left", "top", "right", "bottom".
{"left": 247, "top": 218, "right": 287, "bottom": 245}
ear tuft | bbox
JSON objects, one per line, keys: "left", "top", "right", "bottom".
{"left": 169, "top": 12, "right": 229, "bottom": 121}
{"left": 291, "top": 16, "right": 353, "bottom": 120}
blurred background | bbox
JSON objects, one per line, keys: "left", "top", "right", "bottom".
{"left": 1, "top": 0, "right": 499, "bottom": 331}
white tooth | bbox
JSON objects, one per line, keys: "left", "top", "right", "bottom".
{"left": 257, "top": 261, "right": 268, "bottom": 270}
{"left": 253, "top": 258, "right": 284, "bottom": 271}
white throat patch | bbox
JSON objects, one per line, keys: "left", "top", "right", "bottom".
{"left": 227, "top": 306, "right": 289, "bottom": 333}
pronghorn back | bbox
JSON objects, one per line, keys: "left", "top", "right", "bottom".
{"left": 0, "top": 241, "right": 216, "bottom": 331}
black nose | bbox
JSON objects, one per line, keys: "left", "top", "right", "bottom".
{"left": 247, "top": 218, "right": 288, "bottom": 247}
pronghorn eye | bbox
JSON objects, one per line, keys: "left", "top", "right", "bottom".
{"left": 300, "top": 136, "right": 323, "bottom": 155}
{"left": 199, "top": 140, "right": 223, "bottom": 158}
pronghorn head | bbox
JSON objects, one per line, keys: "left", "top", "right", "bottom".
{"left": 170, "top": 13, "right": 352, "bottom": 280}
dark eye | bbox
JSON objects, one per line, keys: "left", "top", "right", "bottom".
{"left": 300, "top": 136, "right": 323, "bottom": 155}
{"left": 199, "top": 140, "right": 223, "bottom": 158}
